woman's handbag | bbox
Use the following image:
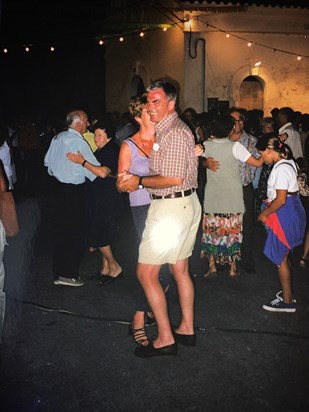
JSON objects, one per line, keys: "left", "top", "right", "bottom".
{"left": 0, "top": 191, "right": 19, "bottom": 237}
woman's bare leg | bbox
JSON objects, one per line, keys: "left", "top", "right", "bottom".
{"left": 99, "top": 245, "right": 122, "bottom": 277}
{"left": 137, "top": 263, "right": 174, "bottom": 348}
{"left": 278, "top": 253, "right": 293, "bottom": 303}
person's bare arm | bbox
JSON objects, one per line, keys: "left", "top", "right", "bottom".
{"left": 246, "top": 155, "right": 264, "bottom": 168}
{"left": 67, "top": 151, "right": 110, "bottom": 178}
{"left": 205, "top": 157, "right": 220, "bottom": 171}
{"left": 118, "top": 173, "right": 182, "bottom": 193}
{"left": 117, "top": 142, "right": 132, "bottom": 191}
{"left": 0, "top": 160, "right": 8, "bottom": 192}
{"left": 258, "top": 190, "right": 287, "bottom": 224}
{"left": 278, "top": 133, "right": 288, "bottom": 143}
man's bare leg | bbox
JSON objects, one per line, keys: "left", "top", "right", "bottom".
{"left": 171, "top": 258, "right": 195, "bottom": 335}
{"left": 137, "top": 262, "right": 175, "bottom": 348}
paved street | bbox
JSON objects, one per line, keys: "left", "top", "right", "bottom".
{"left": 0, "top": 191, "right": 308, "bottom": 412}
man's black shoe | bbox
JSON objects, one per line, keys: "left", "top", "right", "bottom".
{"left": 173, "top": 330, "right": 196, "bottom": 346}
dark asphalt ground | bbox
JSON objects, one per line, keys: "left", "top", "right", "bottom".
{"left": 0, "top": 186, "right": 309, "bottom": 412}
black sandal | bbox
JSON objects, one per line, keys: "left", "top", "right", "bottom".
{"left": 145, "top": 311, "right": 156, "bottom": 326}
{"left": 128, "top": 323, "right": 149, "bottom": 347}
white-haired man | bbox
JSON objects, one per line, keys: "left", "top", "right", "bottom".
{"left": 44, "top": 110, "right": 100, "bottom": 286}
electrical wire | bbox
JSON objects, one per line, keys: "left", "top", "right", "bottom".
{"left": 12, "top": 298, "right": 309, "bottom": 341}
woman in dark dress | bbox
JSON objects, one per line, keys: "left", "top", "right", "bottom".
{"left": 67, "top": 118, "right": 123, "bottom": 284}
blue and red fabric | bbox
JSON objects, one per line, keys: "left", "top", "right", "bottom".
{"left": 264, "top": 196, "right": 306, "bottom": 266}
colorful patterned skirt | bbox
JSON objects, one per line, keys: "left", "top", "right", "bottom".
{"left": 264, "top": 195, "right": 306, "bottom": 266}
{"left": 201, "top": 213, "right": 243, "bottom": 265}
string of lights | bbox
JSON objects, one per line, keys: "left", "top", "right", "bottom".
{"left": 0, "top": 24, "right": 176, "bottom": 54}
{"left": 196, "top": 19, "right": 309, "bottom": 61}
{"left": 0, "top": 14, "right": 307, "bottom": 61}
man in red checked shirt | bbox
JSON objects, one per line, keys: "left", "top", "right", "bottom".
{"left": 118, "top": 80, "right": 201, "bottom": 358}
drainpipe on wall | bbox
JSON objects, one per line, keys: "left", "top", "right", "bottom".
{"left": 188, "top": 30, "right": 206, "bottom": 112}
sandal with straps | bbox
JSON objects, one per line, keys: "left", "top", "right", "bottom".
{"left": 128, "top": 322, "right": 149, "bottom": 347}
{"left": 146, "top": 311, "right": 156, "bottom": 326}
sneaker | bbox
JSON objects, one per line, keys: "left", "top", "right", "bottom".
{"left": 263, "top": 295, "right": 296, "bottom": 313}
{"left": 276, "top": 290, "right": 296, "bottom": 303}
{"left": 54, "top": 276, "right": 84, "bottom": 287}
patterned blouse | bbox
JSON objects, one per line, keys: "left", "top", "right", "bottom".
{"left": 236, "top": 131, "right": 260, "bottom": 186}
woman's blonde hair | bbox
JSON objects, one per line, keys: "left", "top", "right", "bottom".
{"left": 128, "top": 93, "right": 148, "bottom": 118}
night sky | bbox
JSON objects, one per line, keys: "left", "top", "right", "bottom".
{"left": 0, "top": 0, "right": 112, "bottom": 124}
{"left": 0, "top": 0, "right": 307, "bottom": 124}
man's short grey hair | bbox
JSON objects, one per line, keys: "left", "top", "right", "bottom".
{"left": 65, "top": 110, "right": 86, "bottom": 128}
{"left": 146, "top": 80, "right": 177, "bottom": 101}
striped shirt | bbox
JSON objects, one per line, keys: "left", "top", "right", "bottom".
{"left": 148, "top": 112, "right": 198, "bottom": 196}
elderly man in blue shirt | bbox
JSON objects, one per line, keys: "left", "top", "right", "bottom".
{"left": 44, "top": 110, "right": 100, "bottom": 286}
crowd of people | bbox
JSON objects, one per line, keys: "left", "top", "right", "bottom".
{"left": 0, "top": 79, "right": 308, "bottom": 356}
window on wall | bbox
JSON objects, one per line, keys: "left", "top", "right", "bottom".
{"left": 239, "top": 76, "right": 263, "bottom": 111}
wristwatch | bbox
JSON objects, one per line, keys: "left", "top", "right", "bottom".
{"left": 138, "top": 176, "right": 144, "bottom": 189}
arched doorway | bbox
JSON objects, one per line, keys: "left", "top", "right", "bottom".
{"left": 239, "top": 76, "right": 264, "bottom": 110}
{"left": 128, "top": 75, "right": 145, "bottom": 100}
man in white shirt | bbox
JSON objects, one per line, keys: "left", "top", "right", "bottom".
{"left": 277, "top": 107, "right": 303, "bottom": 159}
{"left": 44, "top": 110, "right": 100, "bottom": 287}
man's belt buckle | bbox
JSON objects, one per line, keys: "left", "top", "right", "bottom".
{"left": 151, "top": 188, "right": 195, "bottom": 200}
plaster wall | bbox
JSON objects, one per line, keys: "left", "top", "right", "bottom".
{"left": 105, "top": 27, "right": 185, "bottom": 113}
{"left": 105, "top": 3, "right": 309, "bottom": 115}
{"left": 186, "top": 5, "right": 309, "bottom": 114}
{"left": 203, "top": 31, "right": 309, "bottom": 115}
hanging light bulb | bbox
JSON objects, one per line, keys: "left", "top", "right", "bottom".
{"left": 247, "top": 42, "right": 252, "bottom": 47}
{"left": 99, "top": 40, "right": 104, "bottom": 45}
{"left": 119, "top": 36, "right": 124, "bottom": 42}
{"left": 3, "top": 48, "right": 8, "bottom": 53}
{"left": 50, "top": 46, "right": 55, "bottom": 52}
{"left": 162, "top": 27, "right": 167, "bottom": 32}
{"left": 226, "top": 33, "right": 230, "bottom": 38}
{"left": 139, "top": 31, "right": 145, "bottom": 38}
{"left": 25, "top": 46, "right": 30, "bottom": 52}
{"left": 297, "top": 55, "right": 302, "bottom": 61}
{"left": 255, "top": 61, "right": 262, "bottom": 67}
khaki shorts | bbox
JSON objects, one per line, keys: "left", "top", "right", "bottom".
{"left": 138, "top": 192, "right": 201, "bottom": 265}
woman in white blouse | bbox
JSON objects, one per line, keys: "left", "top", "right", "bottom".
{"left": 256, "top": 135, "right": 306, "bottom": 313}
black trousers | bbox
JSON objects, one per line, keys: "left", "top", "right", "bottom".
{"left": 51, "top": 179, "right": 86, "bottom": 279}
{"left": 241, "top": 183, "right": 256, "bottom": 266}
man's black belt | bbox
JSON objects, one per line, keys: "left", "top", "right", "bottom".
{"left": 150, "top": 188, "right": 195, "bottom": 200}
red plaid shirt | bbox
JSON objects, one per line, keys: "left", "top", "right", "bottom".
{"left": 148, "top": 112, "right": 198, "bottom": 196}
